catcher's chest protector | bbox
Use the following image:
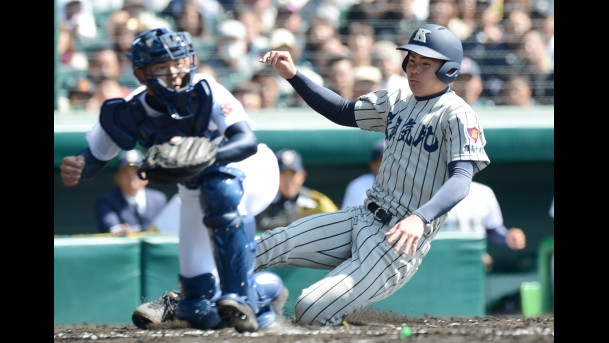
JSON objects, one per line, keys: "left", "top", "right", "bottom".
{"left": 101, "top": 80, "right": 216, "bottom": 151}
{"left": 136, "top": 81, "right": 215, "bottom": 149}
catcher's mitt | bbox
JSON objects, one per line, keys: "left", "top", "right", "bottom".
{"left": 137, "top": 136, "right": 218, "bottom": 184}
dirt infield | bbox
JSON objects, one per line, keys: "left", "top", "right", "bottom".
{"left": 53, "top": 310, "right": 554, "bottom": 342}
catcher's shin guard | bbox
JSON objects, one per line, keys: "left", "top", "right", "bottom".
{"left": 200, "top": 167, "right": 259, "bottom": 331}
{"left": 174, "top": 273, "right": 224, "bottom": 330}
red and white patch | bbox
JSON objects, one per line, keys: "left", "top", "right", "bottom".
{"left": 467, "top": 126, "right": 480, "bottom": 143}
{"left": 221, "top": 103, "right": 235, "bottom": 116}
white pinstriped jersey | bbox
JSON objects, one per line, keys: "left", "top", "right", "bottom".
{"left": 255, "top": 84, "right": 491, "bottom": 326}
{"left": 355, "top": 86, "right": 490, "bottom": 230}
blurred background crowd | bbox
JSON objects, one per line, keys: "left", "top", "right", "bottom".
{"left": 55, "top": 0, "right": 554, "bottom": 112}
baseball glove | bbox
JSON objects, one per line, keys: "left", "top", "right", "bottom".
{"left": 137, "top": 136, "right": 218, "bottom": 184}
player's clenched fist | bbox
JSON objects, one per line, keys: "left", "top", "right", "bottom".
{"left": 60, "top": 155, "right": 85, "bottom": 187}
{"left": 259, "top": 50, "right": 297, "bottom": 80}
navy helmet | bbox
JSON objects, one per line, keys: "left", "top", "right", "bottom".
{"left": 130, "top": 28, "right": 198, "bottom": 118}
{"left": 397, "top": 24, "right": 463, "bottom": 84}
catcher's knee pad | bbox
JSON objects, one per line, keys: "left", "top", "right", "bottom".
{"left": 175, "top": 273, "right": 224, "bottom": 329}
{"left": 199, "top": 166, "right": 245, "bottom": 217}
{"left": 250, "top": 271, "right": 285, "bottom": 328}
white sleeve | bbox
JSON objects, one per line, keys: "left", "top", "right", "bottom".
{"left": 204, "top": 76, "right": 254, "bottom": 133}
{"left": 85, "top": 122, "right": 122, "bottom": 161}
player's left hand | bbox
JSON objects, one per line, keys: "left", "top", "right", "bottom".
{"left": 384, "top": 214, "right": 425, "bottom": 258}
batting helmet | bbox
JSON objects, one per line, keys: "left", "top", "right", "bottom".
{"left": 397, "top": 24, "right": 463, "bottom": 84}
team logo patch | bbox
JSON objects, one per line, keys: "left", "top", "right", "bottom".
{"left": 221, "top": 103, "right": 235, "bottom": 116}
{"left": 467, "top": 126, "right": 480, "bottom": 143}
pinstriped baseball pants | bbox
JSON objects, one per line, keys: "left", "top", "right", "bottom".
{"left": 254, "top": 205, "right": 437, "bottom": 326}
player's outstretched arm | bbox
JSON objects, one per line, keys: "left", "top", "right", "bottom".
{"left": 60, "top": 155, "right": 85, "bottom": 187}
{"left": 259, "top": 50, "right": 297, "bottom": 80}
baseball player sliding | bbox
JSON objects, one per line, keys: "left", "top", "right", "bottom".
{"left": 255, "top": 23, "right": 491, "bottom": 325}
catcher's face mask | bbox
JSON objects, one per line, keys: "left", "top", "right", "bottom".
{"left": 131, "top": 28, "right": 198, "bottom": 119}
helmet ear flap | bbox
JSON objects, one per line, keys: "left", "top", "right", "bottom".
{"left": 401, "top": 55, "right": 409, "bottom": 74}
{"left": 436, "top": 61, "right": 461, "bottom": 84}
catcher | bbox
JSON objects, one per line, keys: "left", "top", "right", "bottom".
{"left": 59, "top": 28, "right": 286, "bottom": 333}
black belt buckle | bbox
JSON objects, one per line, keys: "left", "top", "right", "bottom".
{"left": 368, "top": 203, "right": 392, "bottom": 224}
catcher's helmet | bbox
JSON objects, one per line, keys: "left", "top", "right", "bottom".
{"left": 130, "top": 28, "right": 198, "bottom": 119}
{"left": 397, "top": 24, "right": 463, "bottom": 84}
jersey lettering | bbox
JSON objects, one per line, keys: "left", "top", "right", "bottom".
{"left": 399, "top": 118, "right": 439, "bottom": 153}
{"left": 413, "top": 28, "right": 432, "bottom": 44}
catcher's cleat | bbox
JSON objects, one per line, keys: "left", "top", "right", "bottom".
{"left": 132, "top": 290, "right": 181, "bottom": 329}
{"left": 217, "top": 295, "right": 259, "bottom": 333}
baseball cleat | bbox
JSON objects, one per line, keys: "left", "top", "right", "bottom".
{"left": 132, "top": 290, "right": 181, "bottom": 329}
{"left": 217, "top": 296, "right": 259, "bottom": 333}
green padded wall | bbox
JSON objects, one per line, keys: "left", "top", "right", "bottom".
{"left": 140, "top": 235, "right": 180, "bottom": 302}
{"left": 54, "top": 237, "right": 141, "bottom": 325}
{"left": 53, "top": 232, "right": 487, "bottom": 325}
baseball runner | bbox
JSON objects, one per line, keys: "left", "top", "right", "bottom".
{"left": 59, "top": 28, "right": 287, "bottom": 332}
{"left": 254, "top": 23, "right": 491, "bottom": 325}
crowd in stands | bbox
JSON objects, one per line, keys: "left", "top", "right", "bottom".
{"left": 56, "top": 0, "right": 554, "bottom": 112}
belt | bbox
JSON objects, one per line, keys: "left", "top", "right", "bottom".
{"left": 367, "top": 202, "right": 394, "bottom": 225}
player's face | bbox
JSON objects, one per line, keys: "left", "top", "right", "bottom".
{"left": 404, "top": 51, "right": 447, "bottom": 97}
{"left": 278, "top": 169, "right": 306, "bottom": 198}
{"left": 146, "top": 58, "right": 193, "bottom": 90}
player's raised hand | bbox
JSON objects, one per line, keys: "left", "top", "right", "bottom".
{"left": 384, "top": 214, "right": 425, "bottom": 258}
{"left": 259, "top": 50, "right": 297, "bottom": 80}
{"left": 60, "top": 155, "right": 85, "bottom": 187}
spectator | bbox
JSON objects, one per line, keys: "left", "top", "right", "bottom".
{"left": 238, "top": 0, "right": 277, "bottom": 35}
{"left": 267, "top": 27, "right": 323, "bottom": 107}
{"left": 427, "top": 0, "right": 470, "bottom": 40}
{"left": 205, "top": 19, "right": 259, "bottom": 92}
{"left": 301, "top": 14, "right": 341, "bottom": 69}
{"left": 236, "top": 7, "right": 271, "bottom": 58}
{"left": 322, "top": 54, "right": 356, "bottom": 100}
{"left": 392, "top": 0, "right": 425, "bottom": 45}
{"left": 95, "top": 149, "right": 168, "bottom": 236}
{"left": 165, "top": 0, "right": 217, "bottom": 60}
{"left": 273, "top": 2, "right": 307, "bottom": 52}
{"left": 341, "top": 140, "right": 384, "bottom": 209}
{"left": 449, "top": 57, "right": 492, "bottom": 107}
{"left": 502, "top": 75, "right": 533, "bottom": 106}
{"left": 58, "top": 0, "right": 99, "bottom": 44}
{"left": 255, "top": 149, "right": 339, "bottom": 232}
{"left": 105, "top": 2, "right": 173, "bottom": 85}
{"left": 65, "top": 77, "right": 95, "bottom": 111}
{"left": 86, "top": 79, "right": 135, "bottom": 111}
{"left": 85, "top": 47, "right": 133, "bottom": 95}
{"left": 503, "top": 8, "right": 532, "bottom": 52}
{"left": 352, "top": 65, "right": 383, "bottom": 98}
{"left": 340, "top": 0, "right": 403, "bottom": 41}
{"left": 345, "top": 22, "right": 376, "bottom": 68}
{"left": 441, "top": 179, "right": 526, "bottom": 272}
{"left": 517, "top": 28, "right": 554, "bottom": 105}
{"left": 371, "top": 40, "right": 409, "bottom": 90}
{"left": 231, "top": 80, "right": 263, "bottom": 110}
{"left": 251, "top": 67, "right": 282, "bottom": 109}
{"left": 462, "top": 1, "right": 518, "bottom": 105}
